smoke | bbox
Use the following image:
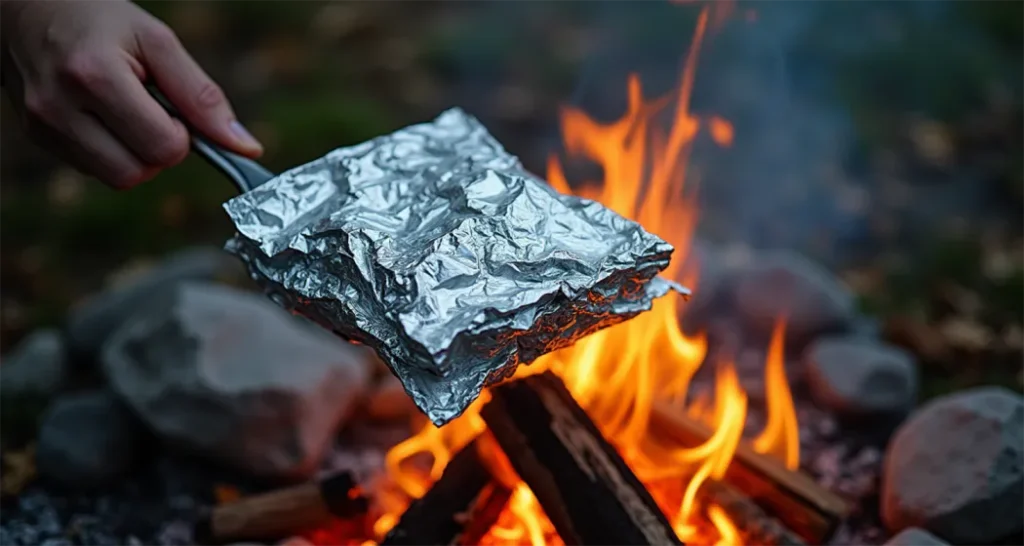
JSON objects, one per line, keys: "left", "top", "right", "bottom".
{"left": 435, "top": 0, "right": 1020, "bottom": 269}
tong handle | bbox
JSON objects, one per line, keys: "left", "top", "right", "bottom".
{"left": 147, "top": 85, "right": 274, "bottom": 193}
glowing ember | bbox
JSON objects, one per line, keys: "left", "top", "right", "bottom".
{"left": 368, "top": 3, "right": 801, "bottom": 545}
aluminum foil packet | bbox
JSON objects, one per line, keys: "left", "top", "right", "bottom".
{"left": 222, "top": 108, "right": 687, "bottom": 425}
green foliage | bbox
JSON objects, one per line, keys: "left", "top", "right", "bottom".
{"left": 1, "top": 159, "right": 233, "bottom": 263}
{"left": 259, "top": 90, "right": 395, "bottom": 170}
{"left": 955, "top": 0, "right": 1024, "bottom": 56}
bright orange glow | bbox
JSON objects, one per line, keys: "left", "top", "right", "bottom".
{"left": 364, "top": 3, "right": 801, "bottom": 545}
{"left": 709, "top": 117, "right": 734, "bottom": 147}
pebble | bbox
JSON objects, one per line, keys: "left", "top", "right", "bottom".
{"left": 883, "top": 527, "right": 950, "bottom": 546}
{"left": 0, "top": 329, "right": 68, "bottom": 399}
{"left": 36, "top": 390, "right": 145, "bottom": 490}
{"left": 804, "top": 337, "right": 918, "bottom": 418}
{"left": 881, "top": 386, "right": 1024, "bottom": 543}
{"left": 102, "top": 282, "right": 373, "bottom": 480}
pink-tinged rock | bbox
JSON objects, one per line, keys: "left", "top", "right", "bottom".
{"left": 881, "top": 387, "right": 1023, "bottom": 543}
{"left": 677, "top": 240, "right": 734, "bottom": 335}
{"left": 733, "top": 251, "right": 855, "bottom": 342}
{"left": 102, "top": 282, "right": 373, "bottom": 480}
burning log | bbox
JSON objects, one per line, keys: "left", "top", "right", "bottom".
{"left": 193, "top": 472, "right": 368, "bottom": 544}
{"left": 382, "top": 439, "right": 512, "bottom": 546}
{"left": 699, "top": 480, "right": 806, "bottom": 546}
{"left": 481, "top": 371, "right": 684, "bottom": 546}
{"left": 651, "top": 401, "right": 850, "bottom": 544}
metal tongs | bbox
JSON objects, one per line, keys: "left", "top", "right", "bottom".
{"left": 147, "top": 86, "right": 273, "bottom": 193}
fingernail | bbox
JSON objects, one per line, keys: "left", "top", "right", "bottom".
{"left": 230, "top": 120, "right": 262, "bottom": 151}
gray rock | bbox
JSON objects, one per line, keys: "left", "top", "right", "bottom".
{"left": 0, "top": 329, "right": 68, "bottom": 398}
{"left": 65, "top": 246, "right": 244, "bottom": 361}
{"left": 732, "top": 251, "right": 854, "bottom": 342}
{"left": 883, "top": 527, "right": 949, "bottom": 546}
{"left": 851, "top": 315, "right": 883, "bottom": 340}
{"left": 36, "top": 390, "right": 144, "bottom": 489}
{"left": 804, "top": 337, "right": 918, "bottom": 417}
{"left": 881, "top": 386, "right": 1024, "bottom": 543}
{"left": 102, "top": 282, "right": 373, "bottom": 480}
{"left": 678, "top": 240, "right": 732, "bottom": 334}
{"left": 156, "top": 520, "right": 194, "bottom": 546}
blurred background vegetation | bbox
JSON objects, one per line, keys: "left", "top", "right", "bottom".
{"left": 1, "top": 0, "right": 1021, "bottom": 398}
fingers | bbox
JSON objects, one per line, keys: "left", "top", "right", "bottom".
{"left": 26, "top": 106, "right": 158, "bottom": 190}
{"left": 62, "top": 50, "right": 191, "bottom": 169}
{"left": 136, "top": 22, "right": 263, "bottom": 158}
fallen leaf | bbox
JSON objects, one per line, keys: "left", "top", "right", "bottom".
{"left": 909, "top": 118, "right": 954, "bottom": 167}
{"left": 1, "top": 443, "right": 37, "bottom": 497}
{"left": 939, "top": 317, "right": 993, "bottom": 352}
{"left": 884, "top": 315, "right": 950, "bottom": 363}
{"left": 1002, "top": 324, "right": 1023, "bottom": 351}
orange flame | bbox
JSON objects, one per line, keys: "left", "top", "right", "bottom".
{"left": 365, "top": 3, "right": 799, "bottom": 545}
{"left": 753, "top": 318, "right": 801, "bottom": 470}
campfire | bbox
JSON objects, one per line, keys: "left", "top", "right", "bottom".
{"left": 364, "top": 7, "right": 843, "bottom": 544}
{"left": 195, "top": 6, "right": 849, "bottom": 546}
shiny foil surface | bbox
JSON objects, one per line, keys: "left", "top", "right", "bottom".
{"left": 223, "top": 108, "right": 687, "bottom": 425}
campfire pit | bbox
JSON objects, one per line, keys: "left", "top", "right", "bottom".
{"left": 200, "top": 5, "right": 857, "bottom": 546}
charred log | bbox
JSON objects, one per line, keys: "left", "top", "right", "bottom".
{"left": 382, "top": 439, "right": 512, "bottom": 546}
{"left": 699, "top": 479, "right": 806, "bottom": 546}
{"left": 651, "top": 401, "right": 850, "bottom": 544}
{"left": 481, "top": 371, "right": 684, "bottom": 546}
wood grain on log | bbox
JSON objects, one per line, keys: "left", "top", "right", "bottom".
{"left": 700, "top": 480, "right": 806, "bottom": 546}
{"left": 194, "top": 472, "right": 367, "bottom": 544}
{"left": 482, "top": 371, "right": 684, "bottom": 546}
{"left": 651, "top": 401, "right": 850, "bottom": 544}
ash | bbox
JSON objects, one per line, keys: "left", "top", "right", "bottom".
{"left": 0, "top": 457, "right": 214, "bottom": 546}
{"left": 796, "top": 403, "right": 888, "bottom": 546}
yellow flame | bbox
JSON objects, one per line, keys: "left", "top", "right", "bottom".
{"left": 753, "top": 318, "right": 801, "bottom": 470}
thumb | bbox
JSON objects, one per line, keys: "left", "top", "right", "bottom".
{"left": 137, "top": 24, "right": 263, "bottom": 157}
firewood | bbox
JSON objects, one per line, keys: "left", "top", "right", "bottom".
{"left": 193, "top": 472, "right": 368, "bottom": 544}
{"left": 382, "top": 439, "right": 512, "bottom": 546}
{"left": 699, "top": 480, "right": 806, "bottom": 546}
{"left": 650, "top": 401, "right": 850, "bottom": 544}
{"left": 482, "top": 372, "right": 684, "bottom": 546}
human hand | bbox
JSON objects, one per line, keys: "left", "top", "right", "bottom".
{"left": 0, "top": 0, "right": 263, "bottom": 189}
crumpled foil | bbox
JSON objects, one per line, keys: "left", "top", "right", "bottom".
{"left": 222, "top": 108, "right": 688, "bottom": 425}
